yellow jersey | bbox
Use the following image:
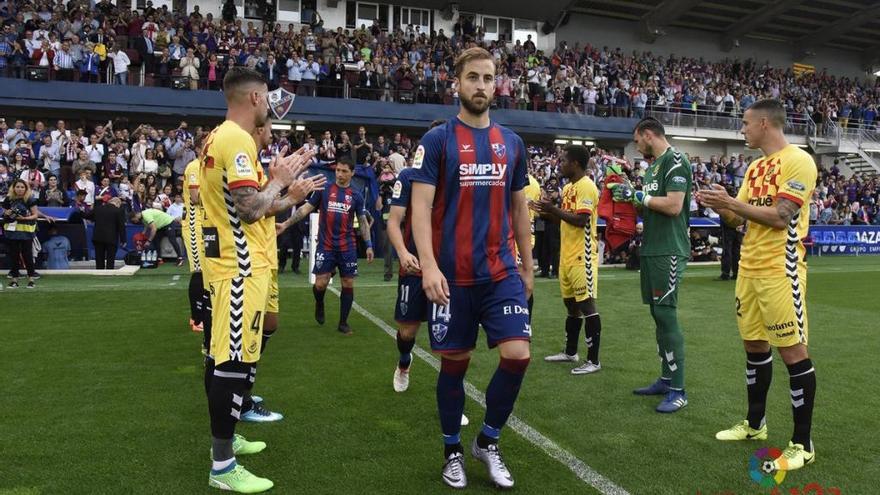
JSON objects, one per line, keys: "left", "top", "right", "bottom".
{"left": 199, "top": 120, "right": 273, "bottom": 282}
{"left": 523, "top": 174, "right": 541, "bottom": 248}
{"left": 736, "top": 144, "right": 817, "bottom": 278}
{"left": 183, "top": 159, "right": 204, "bottom": 273}
{"left": 560, "top": 175, "right": 600, "bottom": 268}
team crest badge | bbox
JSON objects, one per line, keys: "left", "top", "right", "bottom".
{"left": 268, "top": 87, "right": 295, "bottom": 120}
{"left": 491, "top": 143, "right": 506, "bottom": 159}
{"left": 431, "top": 323, "right": 448, "bottom": 343}
{"left": 399, "top": 302, "right": 408, "bottom": 316}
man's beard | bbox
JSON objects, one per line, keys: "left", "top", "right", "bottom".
{"left": 461, "top": 91, "right": 491, "bottom": 115}
{"left": 256, "top": 107, "right": 271, "bottom": 127}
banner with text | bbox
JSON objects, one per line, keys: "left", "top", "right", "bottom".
{"left": 808, "top": 225, "right": 880, "bottom": 255}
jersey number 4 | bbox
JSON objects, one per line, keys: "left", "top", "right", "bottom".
{"left": 251, "top": 311, "right": 263, "bottom": 333}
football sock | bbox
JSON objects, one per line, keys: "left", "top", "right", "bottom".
{"left": 787, "top": 359, "right": 816, "bottom": 449}
{"left": 444, "top": 442, "right": 463, "bottom": 458}
{"left": 584, "top": 313, "right": 601, "bottom": 364}
{"left": 208, "top": 361, "right": 249, "bottom": 446}
{"left": 188, "top": 272, "right": 203, "bottom": 323}
{"left": 746, "top": 351, "right": 773, "bottom": 429}
{"left": 261, "top": 328, "right": 275, "bottom": 355}
{"left": 652, "top": 305, "right": 685, "bottom": 389}
{"left": 564, "top": 316, "right": 582, "bottom": 356}
{"left": 437, "top": 357, "right": 470, "bottom": 449}
{"left": 241, "top": 364, "right": 257, "bottom": 413}
{"left": 313, "top": 285, "right": 325, "bottom": 304}
{"left": 340, "top": 287, "right": 354, "bottom": 324}
{"left": 527, "top": 295, "right": 534, "bottom": 323}
{"left": 203, "top": 356, "right": 215, "bottom": 397}
{"left": 211, "top": 437, "right": 235, "bottom": 466}
{"left": 482, "top": 357, "right": 530, "bottom": 445}
{"left": 396, "top": 332, "right": 415, "bottom": 369}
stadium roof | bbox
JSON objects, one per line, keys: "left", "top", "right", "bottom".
{"left": 569, "top": 0, "right": 880, "bottom": 65}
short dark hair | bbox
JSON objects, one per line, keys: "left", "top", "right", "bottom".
{"left": 634, "top": 117, "right": 665, "bottom": 137}
{"left": 429, "top": 119, "right": 445, "bottom": 130}
{"left": 563, "top": 145, "right": 589, "bottom": 170}
{"left": 222, "top": 67, "right": 267, "bottom": 97}
{"left": 748, "top": 98, "right": 786, "bottom": 128}
{"left": 336, "top": 156, "right": 354, "bottom": 170}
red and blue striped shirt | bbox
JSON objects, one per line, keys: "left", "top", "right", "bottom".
{"left": 410, "top": 118, "right": 528, "bottom": 286}
{"left": 308, "top": 182, "right": 366, "bottom": 252}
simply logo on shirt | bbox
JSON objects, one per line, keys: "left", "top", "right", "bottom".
{"left": 458, "top": 163, "right": 506, "bottom": 187}
{"left": 327, "top": 200, "right": 352, "bottom": 214}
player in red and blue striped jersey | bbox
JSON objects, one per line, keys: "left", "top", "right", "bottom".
{"left": 410, "top": 47, "right": 535, "bottom": 490}
{"left": 287, "top": 156, "right": 374, "bottom": 335}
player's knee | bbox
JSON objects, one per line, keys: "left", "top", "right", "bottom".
{"left": 743, "top": 339, "right": 770, "bottom": 354}
{"left": 341, "top": 277, "right": 355, "bottom": 289}
{"left": 498, "top": 339, "right": 530, "bottom": 360}
{"left": 398, "top": 323, "right": 419, "bottom": 340}
{"left": 263, "top": 312, "right": 278, "bottom": 333}
{"left": 579, "top": 298, "right": 597, "bottom": 316}
{"left": 778, "top": 343, "right": 809, "bottom": 365}
{"left": 315, "top": 278, "right": 329, "bottom": 290}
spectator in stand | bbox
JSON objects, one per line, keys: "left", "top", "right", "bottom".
{"left": 74, "top": 169, "right": 95, "bottom": 206}
{"left": 109, "top": 45, "right": 130, "bottom": 85}
{"left": 179, "top": 48, "right": 200, "bottom": 89}
{"left": 2, "top": 179, "right": 39, "bottom": 288}
{"left": 299, "top": 53, "right": 319, "bottom": 96}
{"left": 39, "top": 175, "right": 68, "bottom": 206}
{"left": 52, "top": 40, "right": 75, "bottom": 81}
{"left": 91, "top": 196, "right": 126, "bottom": 269}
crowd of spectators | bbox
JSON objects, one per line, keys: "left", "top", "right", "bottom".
{"left": 2, "top": 0, "right": 880, "bottom": 131}
{"left": 0, "top": 114, "right": 877, "bottom": 277}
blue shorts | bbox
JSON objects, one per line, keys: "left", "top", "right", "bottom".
{"left": 395, "top": 275, "right": 429, "bottom": 323}
{"left": 313, "top": 248, "right": 358, "bottom": 278}
{"left": 428, "top": 275, "right": 531, "bottom": 353}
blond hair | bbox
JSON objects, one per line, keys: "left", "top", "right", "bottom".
{"left": 453, "top": 47, "right": 495, "bottom": 78}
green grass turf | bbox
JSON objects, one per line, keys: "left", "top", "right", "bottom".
{"left": 1, "top": 256, "right": 876, "bottom": 494}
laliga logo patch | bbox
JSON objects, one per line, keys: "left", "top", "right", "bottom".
{"left": 268, "top": 87, "right": 296, "bottom": 120}
{"left": 432, "top": 323, "right": 448, "bottom": 342}
{"left": 234, "top": 153, "right": 253, "bottom": 176}
{"left": 491, "top": 143, "right": 506, "bottom": 159}
{"left": 413, "top": 145, "right": 425, "bottom": 169}
{"left": 392, "top": 180, "right": 403, "bottom": 199}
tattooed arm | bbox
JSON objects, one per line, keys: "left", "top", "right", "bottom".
{"left": 698, "top": 184, "right": 800, "bottom": 230}
{"left": 230, "top": 181, "right": 286, "bottom": 224}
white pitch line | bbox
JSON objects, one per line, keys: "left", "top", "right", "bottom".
{"left": 169, "top": 274, "right": 181, "bottom": 286}
{"left": 329, "top": 287, "right": 631, "bottom": 495}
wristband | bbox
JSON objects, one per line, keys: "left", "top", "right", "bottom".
{"left": 365, "top": 240, "right": 373, "bottom": 248}
{"left": 642, "top": 194, "right": 653, "bottom": 208}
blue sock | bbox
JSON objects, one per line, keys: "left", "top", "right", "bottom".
{"left": 396, "top": 332, "right": 414, "bottom": 369}
{"left": 437, "top": 357, "right": 469, "bottom": 450}
{"left": 480, "top": 357, "right": 530, "bottom": 447}
{"left": 340, "top": 287, "right": 353, "bottom": 324}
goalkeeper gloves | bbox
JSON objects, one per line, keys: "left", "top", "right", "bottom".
{"left": 607, "top": 181, "right": 650, "bottom": 207}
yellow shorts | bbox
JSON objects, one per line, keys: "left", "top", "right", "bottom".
{"left": 559, "top": 262, "right": 597, "bottom": 302}
{"left": 736, "top": 274, "right": 808, "bottom": 347}
{"left": 208, "top": 271, "right": 271, "bottom": 365}
{"left": 267, "top": 269, "right": 279, "bottom": 314}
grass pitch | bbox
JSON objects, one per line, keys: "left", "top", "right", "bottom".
{"left": 1, "top": 256, "right": 876, "bottom": 494}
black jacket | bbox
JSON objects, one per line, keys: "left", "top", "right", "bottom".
{"left": 91, "top": 203, "right": 126, "bottom": 245}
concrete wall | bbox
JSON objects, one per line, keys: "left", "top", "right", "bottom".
{"left": 556, "top": 13, "right": 872, "bottom": 80}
